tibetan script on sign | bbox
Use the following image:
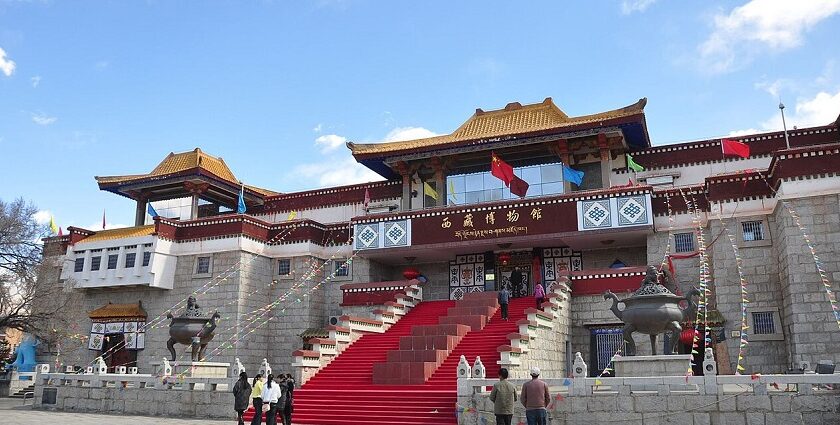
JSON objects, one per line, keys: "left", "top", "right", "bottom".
{"left": 454, "top": 225, "right": 528, "bottom": 240}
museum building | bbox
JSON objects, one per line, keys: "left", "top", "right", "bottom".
{"left": 40, "top": 96, "right": 840, "bottom": 387}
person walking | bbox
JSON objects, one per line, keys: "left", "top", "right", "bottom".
{"left": 520, "top": 367, "right": 550, "bottom": 425}
{"left": 489, "top": 368, "right": 517, "bottom": 425}
{"left": 232, "top": 372, "right": 252, "bottom": 425}
{"left": 250, "top": 374, "right": 264, "bottom": 425}
{"left": 510, "top": 267, "right": 523, "bottom": 297}
{"left": 534, "top": 281, "right": 545, "bottom": 309}
{"left": 261, "top": 374, "right": 283, "bottom": 425}
{"left": 498, "top": 286, "right": 510, "bottom": 320}
{"left": 281, "top": 373, "right": 295, "bottom": 425}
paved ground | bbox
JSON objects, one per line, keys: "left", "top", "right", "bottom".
{"left": 0, "top": 398, "right": 234, "bottom": 425}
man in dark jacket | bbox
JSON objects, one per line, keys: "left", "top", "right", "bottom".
{"left": 498, "top": 287, "right": 510, "bottom": 320}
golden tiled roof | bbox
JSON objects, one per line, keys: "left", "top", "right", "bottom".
{"left": 89, "top": 302, "right": 147, "bottom": 319}
{"left": 348, "top": 97, "right": 647, "bottom": 156}
{"left": 78, "top": 225, "right": 155, "bottom": 243}
{"left": 96, "top": 148, "right": 237, "bottom": 185}
{"left": 95, "top": 148, "right": 277, "bottom": 196}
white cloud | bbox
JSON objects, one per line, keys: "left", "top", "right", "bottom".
{"left": 31, "top": 112, "right": 57, "bottom": 126}
{"left": 730, "top": 89, "right": 840, "bottom": 135}
{"left": 34, "top": 210, "right": 52, "bottom": 225}
{"left": 384, "top": 126, "right": 438, "bottom": 142}
{"left": 314, "top": 134, "right": 347, "bottom": 153}
{"left": 31, "top": 75, "right": 41, "bottom": 87}
{"left": 0, "top": 47, "right": 16, "bottom": 77}
{"left": 621, "top": 0, "right": 657, "bottom": 14}
{"left": 312, "top": 123, "right": 323, "bottom": 133}
{"left": 698, "top": 0, "right": 840, "bottom": 73}
{"left": 292, "top": 157, "right": 384, "bottom": 188}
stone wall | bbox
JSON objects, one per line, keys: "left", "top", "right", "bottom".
{"left": 33, "top": 385, "right": 234, "bottom": 419}
{"left": 515, "top": 291, "right": 572, "bottom": 379}
{"left": 773, "top": 194, "right": 840, "bottom": 368}
{"left": 708, "top": 218, "right": 788, "bottom": 374}
{"left": 462, "top": 391, "right": 840, "bottom": 424}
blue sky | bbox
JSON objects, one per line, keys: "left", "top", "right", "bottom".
{"left": 1, "top": 0, "right": 839, "bottom": 230}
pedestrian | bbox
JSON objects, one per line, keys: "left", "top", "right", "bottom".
{"left": 250, "top": 374, "right": 264, "bottom": 425}
{"left": 498, "top": 286, "right": 510, "bottom": 320}
{"left": 282, "top": 373, "right": 295, "bottom": 425}
{"left": 510, "top": 267, "right": 523, "bottom": 297}
{"left": 232, "top": 371, "right": 252, "bottom": 425}
{"left": 489, "top": 368, "right": 517, "bottom": 425}
{"left": 261, "top": 374, "right": 283, "bottom": 425}
{"left": 520, "top": 367, "right": 550, "bottom": 425}
{"left": 534, "top": 281, "right": 545, "bottom": 309}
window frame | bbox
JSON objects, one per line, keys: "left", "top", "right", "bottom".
{"left": 90, "top": 256, "right": 102, "bottom": 271}
{"left": 331, "top": 258, "right": 351, "bottom": 281}
{"left": 142, "top": 251, "right": 152, "bottom": 267}
{"left": 673, "top": 232, "right": 696, "bottom": 253}
{"left": 276, "top": 258, "right": 293, "bottom": 278}
{"left": 194, "top": 256, "right": 213, "bottom": 276}
{"left": 107, "top": 254, "right": 119, "bottom": 270}
{"left": 745, "top": 307, "right": 784, "bottom": 341}
{"left": 74, "top": 257, "right": 85, "bottom": 273}
{"left": 124, "top": 252, "right": 136, "bottom": 269}
{"left": 737, "top": 217, "right": 772, "bottom": 248}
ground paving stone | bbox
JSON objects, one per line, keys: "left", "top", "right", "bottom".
{"left": 0, "top": 398, "right": 232, "bottom": 425}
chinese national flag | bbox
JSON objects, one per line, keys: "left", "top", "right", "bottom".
{"left": 721, "top": 139, "right": 750, "bottom": 158}
{"left": 510, "top": 175, "right": 529, "bottom": 197}
{"left": 491, "top": 152, "right": 515, "bottom": 187}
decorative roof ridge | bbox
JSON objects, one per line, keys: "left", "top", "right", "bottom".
{"left": 636, "top": 123, "right": 837, "bottom": 155}
{"left": 264, "top": 179, "right": 400, "bottom": 200}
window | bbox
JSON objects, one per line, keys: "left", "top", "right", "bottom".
{"left": 91, "top": 256, "right": 101, "bottom": 271}
{"left": 107, "top": 254, "right": 119, "bottom": 270}
{"left": 333, "top": 259, "right": 349, "bottom": 277}
{"left": 277, "top": 259, "right": 291, "bottom": 276}
{"left": 590, "top": 327, "right": 625, "bottom": 376}
{"left": 142, "top": 252, "right": 151, "bottom": 267}
{"left": 752, "top": 312, "right": 775, "bottom": 334}
{"left": 125, "top": 253, "right": 136, "bottom": 268}
{"left": 742, "top": 221, "right": 765, "bottom": 241}
{"left": 446, "top": 162, "right": 565, "bottom": 206}
{"left": 674, "top": 233, "right": 695, "bottom": 253}
{"left": 74, "top": 258, "right": 85, "bottom": 273}
{"left": 746, "top": 308, "right": 783, "bottom": 341}
{"left": 195, "top": 256, "right": 211, "bottom": 274}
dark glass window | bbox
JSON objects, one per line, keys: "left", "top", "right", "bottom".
{"left": 674, "top": 233, "right": 695, "bottom": 253}
{"left": 196, "top": 257, "right": 211, "bottom": 274}
{"left": 752, "top": 312, "right": 775, "bottom": 334}
{"left": 107, "top": 254, "right": 119, "bottom": 269}
{"left": 142, "top": 252, "right": 151, "bottom": 267}
{"left": 742, "top": 221, "right": 765, "bottom": 241}
{"left": 74, "top": 258, "right": 85, "bottom": 272}
{"left": 125, "top": 253, "right": 136, "bottom": 268}
{"left": 277, "top": 259, "right": 291, "bottom": 276}
{"left": 91, "top": 256, "right": 101, "bottom": 271}
{"left": 333, "top": 259, "right": 349, "bottom": 277}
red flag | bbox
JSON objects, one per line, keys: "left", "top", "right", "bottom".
{"left": 363, "top": 188, "right": 370, "bottom": 209}
{"left": 58, "top": 227, "right": 64, "bottom": 237}
{"left": 510, "top": 175, "right": 529, "bottom": 197}
{"left": 491, "top": 152, "right": 515, "bottom": 187}
{"left": 721, "top": 139, "right": 750, "bottom": 158}
{"left": 102, "top": 209, "right": 106, "bottom": 229}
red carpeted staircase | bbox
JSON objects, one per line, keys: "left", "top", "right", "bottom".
{"left": 244, "top": 296, "right": 533, "bottom": 425}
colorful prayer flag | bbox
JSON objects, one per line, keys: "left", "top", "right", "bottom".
{"left": 287, "top": 211, "right": 297, "bottom": 220}
{"left": 562, "top": 163, "right": 584, "bottom": 186}
{"left": 147, "top": 203, "right": 159, "bottom": 218}
{"left": 49, "top": 215, "right": 59, "bottom": 235}
{"left": 510, "top": 175, "right": 529, "bottom": 197}
{"left": 721, "top": 138, "right": 750, "bottom": 158}
{"left": 626, "top": 154, "right": 645, "bottom": 172}
{"left": 490, "top": 152, "right": 515, "bottom": 187}
{"left": 237, "top": 184, "right": 247, "bottom": 214}
{"left": 423, "top": 182, "right": 439, "bottom": 200}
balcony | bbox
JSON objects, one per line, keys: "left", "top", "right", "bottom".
{"left": 350, "top": 186, "right": 654, "bottom": 251}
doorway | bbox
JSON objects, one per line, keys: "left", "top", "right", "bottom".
{"left": 102, "top": 333, "right": 137, "bottom": 372}
{"left": 497, "top": 266, "right": 531, "bottom": 298}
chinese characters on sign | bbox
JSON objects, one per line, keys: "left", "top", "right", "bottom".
{"left": 442, "top": 208, "right": 543, "bottom": 241}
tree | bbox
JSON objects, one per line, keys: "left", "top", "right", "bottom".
{"left": 0, "top": 198, "right": 80, "bottom": 337}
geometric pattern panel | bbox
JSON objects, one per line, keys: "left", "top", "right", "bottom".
{"left": 354, "top": 219, "right": 412, "bottom": 250}
{"left": 449, "top": 253, "right": 485, "bottom": 300}
{"left": 89, "top": 320, "right": 146, "bottom": 351}
{"left": 617, "top": 196, "right": 648, "bottom": 226}
{"left": 577, "top": 194, "right": 652, "bottom": 231}
{"left": 581, "top": 200, "right": 611, "bottom": 229}
{"left": 542, "top": 246, "right": 582, "bottom": 283}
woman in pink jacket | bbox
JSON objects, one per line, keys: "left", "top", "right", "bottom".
{"left": 534, "top": 282, "right": 545, "bottom": 308}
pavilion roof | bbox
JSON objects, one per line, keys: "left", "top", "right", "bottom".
{"left": 347, "top": 97, "right": 647, "bottom": 157}
{"left": 77, "top": 225, "right": 156, "bottom": 243}
{"left": 95, "top": 148, "right": 278, "bottom": 197}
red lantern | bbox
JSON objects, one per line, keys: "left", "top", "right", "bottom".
{"left": 403, "top": 267, "right": 420, "bottom": 280}
{"left": 679, "top": 328, "right": 695, "bottom": 346}
{"left": 498, "top": 252, "right": 511, "bottom": 266}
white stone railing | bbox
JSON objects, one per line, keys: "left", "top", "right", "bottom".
{"left": 34, "top": 364, "right": 233, "bottom": 392}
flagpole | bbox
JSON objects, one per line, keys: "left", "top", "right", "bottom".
{"left": 779, "top": 99, "right": 791, "bottom": 150}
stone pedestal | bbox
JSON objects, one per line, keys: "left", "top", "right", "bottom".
{"left": 150, "top": 361, "right": 230, "bottom": 378}
{"left": 613, "top": 354, "right": 692, "bottom": 377}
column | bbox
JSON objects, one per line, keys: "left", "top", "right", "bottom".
{"left": 556, "top": 139, "right": 572, "bottom": 193}
{"left": 394, "top": 162, "right": 412, "bottom": 211}
{"left": 190, "top": 193, "right": 200, "bottom": 220}
{"left": 431, "top": 157, "right": 446, "bottom": 207}
{"left": 135, "top": 197, "right": 147, "bottom": 226}
{"left": 598, "top": 133, "right": 612, "bottom": 189}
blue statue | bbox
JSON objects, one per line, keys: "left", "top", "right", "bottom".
{"left": 5, "top": 334, "right": 39, "bottom": 373}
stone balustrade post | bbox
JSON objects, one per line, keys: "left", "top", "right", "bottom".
{"left": 571, "top": 352, "right": 590, "bottom": 396}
